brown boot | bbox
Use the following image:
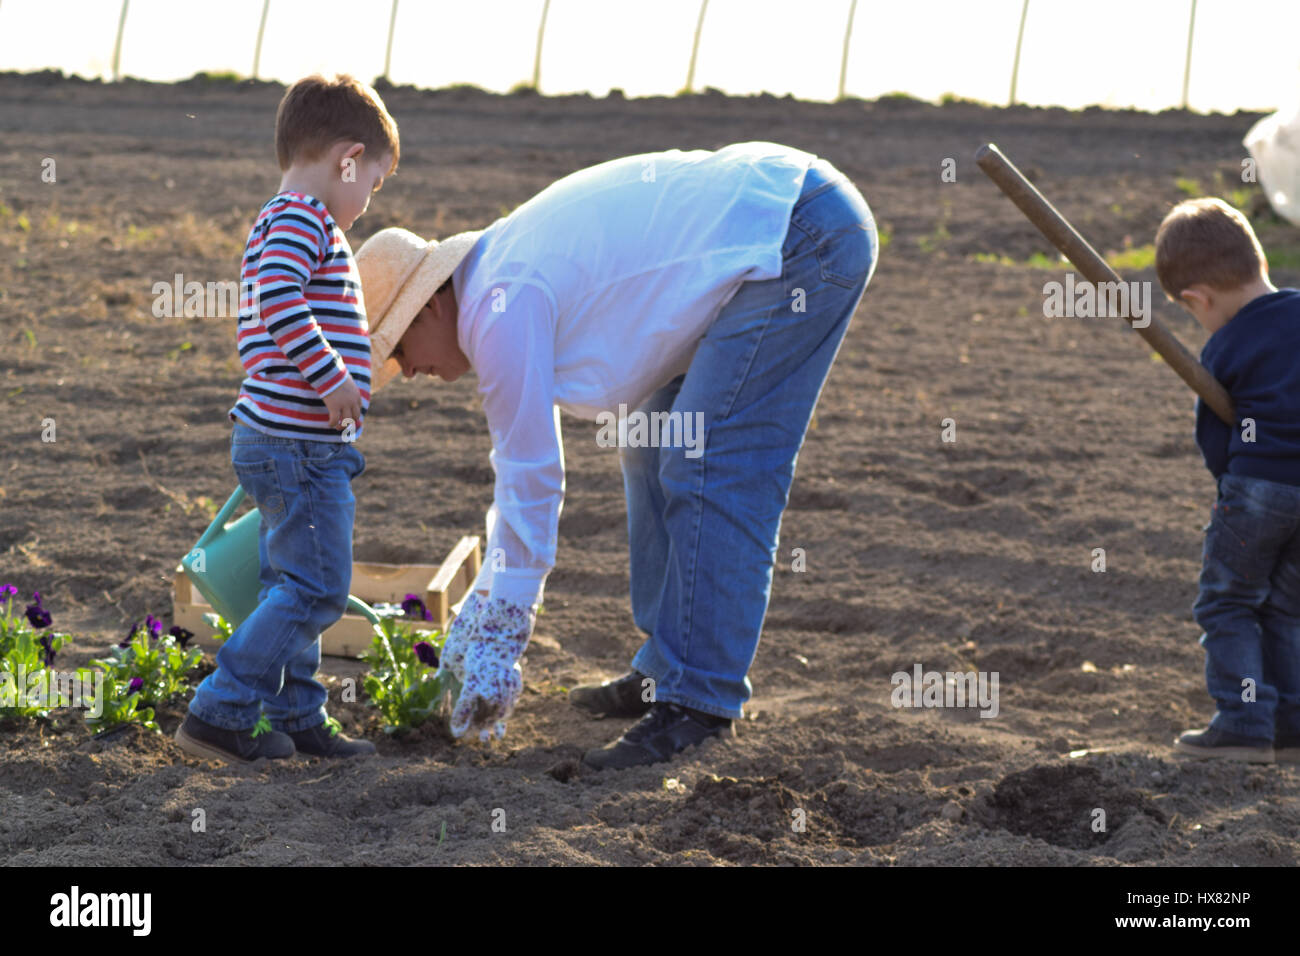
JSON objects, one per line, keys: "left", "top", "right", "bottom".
{"left": 175, "top": 713, "right": 295, "bottom": 764}
{"left": 289, "top": 722, "right": 377, "bottom": 758}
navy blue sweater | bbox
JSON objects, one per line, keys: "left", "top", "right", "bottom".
{"left": 1196, "top": 289, "right": 1300, "bottom": 486}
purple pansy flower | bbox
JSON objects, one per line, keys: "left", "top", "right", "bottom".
{"left": 127, "top": 676, "right": 148, "bottom": 711}
{"left": 402, "top": 593, "right": 434, "bottom": 622}
{"left": 38, "top": 634, "right": 56, "bottom": 667}
{"left": 169, "top": 625, "right": 194, "bottom": 649}
{"left": 413, "top": 641, "right": 439, "bottom": 667}
{"left": 24, "top": 592, "right": 52, "bottom": 630}
{"left": 120, "top": 622, "right": 139, "bottom": 648}
{"left": 0, "top": 583, "right": 17, "bottom": 604}
{"left": 145, "top": 614, "right": 163, "bottom": 640}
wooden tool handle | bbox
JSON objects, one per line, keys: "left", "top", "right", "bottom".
{"left": 975, "top": 143, "right": 1236, "bottom": 426}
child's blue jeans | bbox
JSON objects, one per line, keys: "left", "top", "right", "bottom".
{"left": 620, "top": 157, "right": 876, "bottom": 720}
{"left": 1194, "top": 472, "right": 1300, "bottom": 742}
{"left": 188, "top": 423, "right": 364, "bottom": 732}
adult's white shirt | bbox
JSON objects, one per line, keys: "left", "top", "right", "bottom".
{"left": 451, "top": 141, "right": 818, "bottom": 607}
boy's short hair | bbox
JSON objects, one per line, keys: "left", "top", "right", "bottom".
{"left": 275, "top": 74, "right": 399, "bottom": 175}
{"left": 1154, "top": 197, "right": 1267, "bottom": 300}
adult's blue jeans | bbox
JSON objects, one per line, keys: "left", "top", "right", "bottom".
{"left": 1193, "top": 472, "right": 1300, "bottom": 742}
{"left": 620, "top": 158, "right": 877, "bottom": 720}
{"left": 188, "top": 422, "right": 364, "bottom": 732}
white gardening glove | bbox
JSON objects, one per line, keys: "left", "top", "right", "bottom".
{"left": 436, "top": 591, "right": 483, "bottom": 685}
{"left": 437, "top": 592, "right": 534, "bottom": 742}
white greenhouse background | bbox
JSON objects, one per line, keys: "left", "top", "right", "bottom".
{"left": 0, "top": 0, "right": 1296, "bottom": 113}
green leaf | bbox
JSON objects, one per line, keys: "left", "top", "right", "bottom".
{"left": 360, "top": 618, "right": 444, "bottom": 733}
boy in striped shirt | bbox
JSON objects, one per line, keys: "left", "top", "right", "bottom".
{"left": 177, "top": 75, "right": 399, "bottom": 765}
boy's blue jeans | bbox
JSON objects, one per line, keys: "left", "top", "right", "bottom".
{"left": 621, "top": 158, "right": 877, "bottom": 720}
{"left": 188, "top": 423, "right": 364, "bottom": 732}
{"left": 1194, "top": 472, "right": 1300, "bottom": 741}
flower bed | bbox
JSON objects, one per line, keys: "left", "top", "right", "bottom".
{"left": 2, "top": 580, "right": 451, "bottom": 743}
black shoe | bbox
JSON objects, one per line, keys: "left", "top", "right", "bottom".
{"left": 582, "top": 701, "right": 734, "bottom": 771}
{"left": 569, "top": 670, "right": 654, "bottom": 718}
{"left": 1276, "top": 732, "right": 1300, "bottom": 763}
{"left": 174, "top": 713, "right": 295, "bottom": 764}
{"left": 289, "top": 722, "right": 377, "bottom": 758}
{"left": 1174, "top": 726, "right": 1273, "bottom": 763}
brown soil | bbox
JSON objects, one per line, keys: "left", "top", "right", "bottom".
{"left": 2, "top": 74, "right": 1298, "bottom": 866}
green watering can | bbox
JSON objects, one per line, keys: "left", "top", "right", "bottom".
{"left": 181, "top": 487, "right": 380, "bottom": 632}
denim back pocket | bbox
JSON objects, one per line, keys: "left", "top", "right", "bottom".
{"left": 1206, "top": 477, "right": 1289, "bottom": 582}
{"left": 232, "top": 458, "right": 287, "bottom": 523}
{"left": 789, "top": 169, "right": 877, "bottom": 290}
{"left": 816, "top": 218, "right": 877, "bottom": 289}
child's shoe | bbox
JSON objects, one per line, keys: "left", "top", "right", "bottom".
{"left": 289, "top": 722, "right": 376, "bottom": 758}
{"left": 175, "top": 713, "right": 295, "bottom": 764}
{"left": 1174, "top": 726, "right": 1273, "bottom": 762}
{"left": 1274, "top": 732, "right": 1300, "bottom": 763}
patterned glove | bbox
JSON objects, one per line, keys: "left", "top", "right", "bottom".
{"left": 436, "top": 591, "right": 483, "bottom": 684}
{"left": 437, "top": 592, "right": 535, "bottom": 742}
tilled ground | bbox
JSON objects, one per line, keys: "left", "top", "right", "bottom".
{"left": 1, "top": 74, "right": 1298, "bottom": 865}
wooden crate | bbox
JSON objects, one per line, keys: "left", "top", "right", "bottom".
{"left": 173, "top": 536, "right": 481, "bottom": 658}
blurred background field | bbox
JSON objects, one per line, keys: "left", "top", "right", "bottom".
{"left": 1, "top": 0, "right": 1297, "bottom": 111}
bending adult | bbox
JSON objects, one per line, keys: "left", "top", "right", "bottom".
{"left": 356, "top": 141, "right": 877, "bottom": 770}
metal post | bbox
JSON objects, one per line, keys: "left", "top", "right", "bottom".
{"left": 1009, "top": 0, "right": 1029, "bottom": 106}
{"left": 383, "top": 0, "right": 399, "bottom": 81}
{"left": 1181, "top": 0, "right": 1198, "bottom": 109}
{"left": 252, "top": 0, "right": 270, "bottom": 80}
{"left": 838, "top": 0, "right": 858, "bottom": 101}
{"left": 685, "top": 0, "right": 709, "bottom": 94}
{"left": 111, "top": 0, "right": 130, "bottom": 82}
{"left": 531, "top": 0, "right": 550, "bottom": 90}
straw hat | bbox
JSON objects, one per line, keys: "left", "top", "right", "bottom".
{"left": 355, "top": 227, "right": 483, "bottom": 392}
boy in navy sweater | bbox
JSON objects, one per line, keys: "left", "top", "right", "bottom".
{"left": 1156, "top": 197, "right": 1300, "bottom": 762}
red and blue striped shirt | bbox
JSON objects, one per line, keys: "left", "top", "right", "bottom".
{"left": 229, "top": 192, "right": 370, "bottom": 441}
